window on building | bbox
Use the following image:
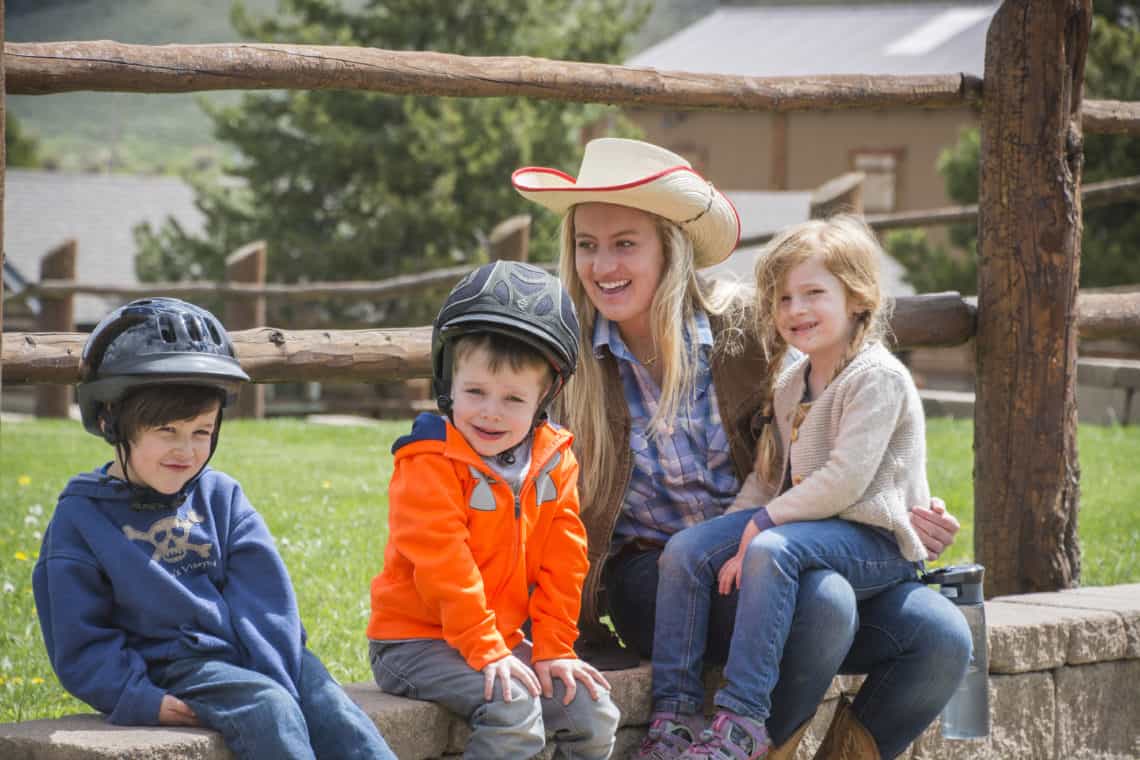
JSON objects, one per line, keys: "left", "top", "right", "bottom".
{"left": 851, "top": 150, "right": 902, "bottom": 213}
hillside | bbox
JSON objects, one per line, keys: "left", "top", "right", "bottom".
{"left": 6, "top": 0, "right": 282, "bottom": 173}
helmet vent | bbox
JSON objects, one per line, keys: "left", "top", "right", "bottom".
{"left": 534, "top": 294, "right": 553, "bottom": 316}
{"left": 184, "top": 315, "right": 204, "bottom": 342}
{"left": 206, "top": 321, "right": 223, "bottom": 345}
{"left": 492, "top": 281, "right": 511, "bottom": 306}
{"left": 158, "top": 314, "right": 177, "bottom": 343}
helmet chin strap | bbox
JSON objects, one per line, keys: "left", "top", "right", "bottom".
{"left": 113, "top": 409, "right": 225, "bottom": 511}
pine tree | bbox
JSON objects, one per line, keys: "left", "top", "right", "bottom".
{"left": 5, "top": 114, "right": 44, "bottom": 168}
{"left": 135, "top": 0, "right": 648, "bottom": 323}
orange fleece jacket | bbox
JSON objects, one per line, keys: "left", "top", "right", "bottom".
{"left": 367, "top": 413, "right": 588, "bottom": 671}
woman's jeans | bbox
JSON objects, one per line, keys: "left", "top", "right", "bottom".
{"left": 370, "top": 638, "right": 620, "bottom": 760}
{"left": 604, "top": 514, "right": 972, "bottom": 760}
{"left": 150, "top": 649, "right": 396, "bottom": 760}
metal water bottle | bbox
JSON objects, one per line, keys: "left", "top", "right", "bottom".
{"left": 923, "top": 563, "right": 990, "bottom": 739}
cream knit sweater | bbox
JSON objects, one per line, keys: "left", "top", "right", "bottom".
{"left": 728, "top": 341, "right": 929, "bottom": 561}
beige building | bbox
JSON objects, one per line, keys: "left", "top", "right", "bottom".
{"left": 624, "top": 3, "right": 997, "bottom": 215}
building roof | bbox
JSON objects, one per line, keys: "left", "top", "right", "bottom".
{"left": 627, "top": 3, "right": 997, "bottom": 78}
{"left": 3, "top": 169, "right": 205, "bottom": 327}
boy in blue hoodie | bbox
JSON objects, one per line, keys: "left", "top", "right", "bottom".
{"left": 32, "top": 298, "right": 395, "bottom": 760}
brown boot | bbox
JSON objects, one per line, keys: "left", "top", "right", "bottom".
{"left": 812, "top": 696, "right": 880, "bottom": 760}
{"left": 768, "top": 711, "right": 814, "bottom": 760}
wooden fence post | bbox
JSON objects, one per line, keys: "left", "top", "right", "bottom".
{"left": 489, "top": 215, "right": 531, "bottom": 262}
{"left": 224, "top": 241, "right": 267, "bottom": 419}
{"left": 34, "top": 239, "right": 76, "bottom": 418}
{"left": 809, "top": 172, "right": 865, "bottom": 219}
{"left": 975, "top": 0, "right": 1090, "bottom": 597}
{"left": 1, "top": 0, "right": 6, "bottom": 409}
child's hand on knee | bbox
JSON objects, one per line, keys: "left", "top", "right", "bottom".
{"left": 482, "top": 654, "right": 541, "bottom": 703}
{"left": 535, "top": 658, "right": 611, "bottom": 704}
{"left": 158, "top": 694, "right": 201, "bottom": 727}
{"left": 718, "top": 553, "right": 744, "bottom": 595}
{"left": 718, "top": 518, "right": 763, "bottom": 595}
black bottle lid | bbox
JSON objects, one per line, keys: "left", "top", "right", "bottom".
{"left": 922, "top": 563, "right": 985, "bottom": 604}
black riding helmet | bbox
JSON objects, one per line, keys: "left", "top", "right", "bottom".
{"left": 77, "top": 298, "right": 250, "bottom": 509}
{"left": 432, "top": 261, "right": 579, "bottom": 427}
{"left": 79, "top": 297, "right": 250, "bottom": 440}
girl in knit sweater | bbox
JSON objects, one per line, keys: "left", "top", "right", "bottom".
{"left": 653, "top": 215, "right": 944, "bottom": 760}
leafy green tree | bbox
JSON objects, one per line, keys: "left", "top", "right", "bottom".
{"left": 6, "top": 114, "right": 43, "bottom": 168}
{"left": 136, "top": 0, "right": 648, "bottom": 324}
{"left": 887, "top": 3, "right": 1140, "bottom": 294}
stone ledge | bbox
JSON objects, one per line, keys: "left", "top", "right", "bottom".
{"left": 988, "top": 583, "right": 1140, "bottom": 672}
{"left": 2, "top": 584, "right": 1137, "bottom": 759}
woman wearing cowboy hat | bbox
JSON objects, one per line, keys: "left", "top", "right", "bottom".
{"left": 512, "top": 138, "right": 970, "bottom": 760}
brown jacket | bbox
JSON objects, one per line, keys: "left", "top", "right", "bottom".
{"left": 575, "top": 290, "right": 772, "bottom": 638}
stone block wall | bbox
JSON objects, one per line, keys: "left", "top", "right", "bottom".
{"left": 2, "top": 584, "right": 1137, "bottom": 759}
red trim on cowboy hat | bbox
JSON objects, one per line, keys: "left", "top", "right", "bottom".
{"left": 512, "top": 138, "right": 741, "bottom": 268}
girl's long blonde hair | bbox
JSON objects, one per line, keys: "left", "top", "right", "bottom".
{"left": 752, "top": 214, "right": 894, "bottom": 485}
{"left": 555, "top": 204, "right": 744, "bottom": 507}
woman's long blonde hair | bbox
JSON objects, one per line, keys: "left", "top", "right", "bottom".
{"left": 555, "top": 204, "right": 744, "bottom": 506}
{"left": 752, "top": 214, "right": 894, "bottom": 485}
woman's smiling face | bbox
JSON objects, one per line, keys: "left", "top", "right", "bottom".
{"left": 572, "top": 203, "right": 665, "bottom": 338}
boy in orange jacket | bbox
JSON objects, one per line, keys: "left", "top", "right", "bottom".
{"left": 367, "top": 262, "right": 619, "bottom": 759}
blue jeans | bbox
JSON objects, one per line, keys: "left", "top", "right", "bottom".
{"left": 370, "top": 638, "right": 620, "bottom": 760}
{"left": 604, "top": 517, "right": 971, "bottom": 760}
{"left": 150, "top": 649, "right": 396, "bottom": 760}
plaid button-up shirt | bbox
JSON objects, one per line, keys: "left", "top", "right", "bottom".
{"left": 593, "top": 312, "right": 740, "bottom": 548}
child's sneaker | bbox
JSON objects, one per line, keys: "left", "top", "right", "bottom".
{"left": 678, "top": 710, "right": 772, "bottom": 759}
{"left": 636, "top": 711, "right": 707, "bottom": 759}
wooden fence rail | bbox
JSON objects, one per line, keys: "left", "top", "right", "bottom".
{"left": 739, "top": 174, "right": 1140, "bottom": 247}
{"left": 6, "top": 291, "right": 1140, "bottom": 386}
{"left": 14, "top": 264, "right": 523, "bottom": 302}
{"left": 3, "top": 41, "right": 982, "bottom": 108}
{"left": 3, "top": 41, "right": 1136, "bottom": 136}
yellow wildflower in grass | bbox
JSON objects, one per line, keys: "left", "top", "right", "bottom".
{"left": 0, "top": 676, "right": 6, "bottom": 686}
{"left": 18, "top": 475, "right": 32, "bottom": 487}
{"left": 14, "top": 552, "right": 29, "bottom": 561}
{"left": 31, "top": 677, "right": 45, "bottom": 685}
{"left": 321, "top": 480, "right": 332, "bottom": 489}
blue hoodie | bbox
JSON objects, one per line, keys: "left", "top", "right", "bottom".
{"left": 33, "top": 465, "right": 305, "bottom": 726}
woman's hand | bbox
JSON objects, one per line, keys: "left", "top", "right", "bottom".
{"left": 534, "top": 658, "right": 611, "bottom": 704}
{"left": 483, "top": 654, "right": 541, "bottom": 702}
{"left": 910, "top": 497, "right": 961, "bottom": 560}
{"left": 158, "top": 694, "right": 200, "bottom": 727}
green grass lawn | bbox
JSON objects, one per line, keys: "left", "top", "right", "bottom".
{"left": 1, "top": 416, "right": 1138, "bottom": 723}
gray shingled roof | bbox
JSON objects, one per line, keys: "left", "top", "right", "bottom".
{"left": 4, "top": 169, "right": 205, "bottom": 327}
{"left": 627, "top": 3, "right": 998, "bottom": 77}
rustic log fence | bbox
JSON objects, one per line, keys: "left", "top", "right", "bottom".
{"left": 3, "top": 0, "right": 1139, "bottom": 596}
{"left": 741, "top": 174, "right": 1140, "bottom": 247}
{"left": 6, "top": 209, "right": 536, "bottom": 418}
{"left": 8, "top": 291, "right": 1140, "bottom": 387}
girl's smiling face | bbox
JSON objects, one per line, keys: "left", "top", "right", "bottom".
{"left": 776, "top": 253, "right": 858, "bottom": 372}
{"left": 572, "top": 203, "right": 665, "bottom": 340}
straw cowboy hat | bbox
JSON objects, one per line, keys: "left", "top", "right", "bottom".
{"left": 512, "top": 138, "right": 741, "bottom": 268}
